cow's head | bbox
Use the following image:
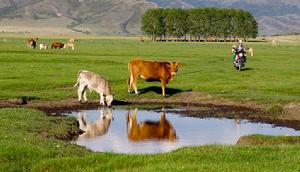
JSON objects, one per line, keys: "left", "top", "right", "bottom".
{"left": 106, "top": 95, "right": 113, "bottom": 107}
{"left": 167, "top": 62, "right": 180, "bottom": 76}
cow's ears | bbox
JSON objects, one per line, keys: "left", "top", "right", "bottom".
{"left": 175, "top": 62, "right": 182, "bottom": 67}
{"left": 166, "top": 63, "right": 171, "bottom": 68}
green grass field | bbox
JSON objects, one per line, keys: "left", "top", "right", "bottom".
{"left": 1, "top": 36, "right": 300, "bottom": 171}
{"left": 0, "top": 37, "right": 299, "bottom": 103}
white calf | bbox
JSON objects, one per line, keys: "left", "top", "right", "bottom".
{"left": 64, "top": 42, "right": 75, "bottom": 50}
{"left": 39, "top": 44, "right": 48, "bottom": 50}
{"left": 73, "top": 70, "right": 113, "bottom": 106}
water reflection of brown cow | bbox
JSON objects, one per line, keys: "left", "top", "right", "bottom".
{"left": 77, "top": 107, "right": 113, "bottom": 139}
{"left": 126, "top": 108, "right": 176, "bottom": 141}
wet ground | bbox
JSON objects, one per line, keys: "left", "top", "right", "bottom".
{"left": 1, "top": 93, "right": 300, "bottom": 142}
{"left": 66, "top": 107, "right": 300, "bottom": 154}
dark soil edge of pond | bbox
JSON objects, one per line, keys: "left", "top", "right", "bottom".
{"left": 1, "top": 97, "right": 300, "bottom": 132}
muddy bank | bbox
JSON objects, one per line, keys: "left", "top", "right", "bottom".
{"left": 0, "top": 97, "right": 261, "bottom": 116}
{"left": 0, "top": 91, "right": 299, "bottom": 131}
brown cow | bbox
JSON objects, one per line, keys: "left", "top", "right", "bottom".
{"left": 246, "top": 47, "right": 253, "bottom": 56}
{"left": 51, "top": 42, "right": 64, "bottom": 49}
{"left": 26, "top": 37, "right": 38, "bottom": 49}
{"left": 127, "top": 59, "right": 180, "bottom": 96}
{"left": 126, "top": 108, "right": 176, "bottom": 141}
{"left": 139, "top": 37, "right": 144, "bottom": 42}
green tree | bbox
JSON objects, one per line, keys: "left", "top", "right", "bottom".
{"left": 141, "top": 9, "right": 166, "bottom": 41}
{"left": 141, "top": 8, "right": 258, "bottom": 42}
{"left": 165, "top": 8, "right": 188, "bottom": 41}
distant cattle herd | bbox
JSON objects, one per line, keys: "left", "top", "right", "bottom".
{"left": 26, "top": 37, "right": 76, "bottom": 50}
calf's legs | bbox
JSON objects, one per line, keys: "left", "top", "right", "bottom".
{"left": 99, "top": 92, "right": 105, "bottom": 106}
{"left": 77, "top": 84, "right": 88, "bottom": 103}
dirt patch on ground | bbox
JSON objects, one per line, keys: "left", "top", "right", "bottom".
{"left": 237, "top": 135, "right": 300, "bottom": 145}
{"left": 0, "top": 91, "right": 299, "bottom": 130}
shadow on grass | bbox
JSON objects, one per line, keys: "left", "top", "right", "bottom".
{"left": 242, "top": 68, "right": 254, "bottom": 71}
{"left": 138, "top": 86, "right": 184, "bottom": 97}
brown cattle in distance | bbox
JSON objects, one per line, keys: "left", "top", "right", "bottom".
{"left": 51, "top": 42, "right": 64, "bottom": 49}
{"left": 126, "top": 108, "right": 176, "bottom": 142}
{"left": 139, "top": 37, "right": 144, "bottom": 42}
{"left": 246, "top": 47, "right": 254, "bottom": 56}
{"left": 128, "top": 59, "right": 180, "bottom": 96}
{"left": 26, "top": 37, "right": 38, "bottom": 49}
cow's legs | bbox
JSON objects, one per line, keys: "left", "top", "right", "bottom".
{"left": 82, "top": 88, "right": 87, "bottom": 102}
{"left": 77, "top": 112, "right": 87, "bottom": 131}
{"left": 160, "top": 108, "right": 166, "bottom": 123}
{"left": 127, "top": 78, "right": 131, "bottom": 93}
{"left": 161, "top": 80, "right": 166, "bottom": 97}
{"left": 99, "top": 92, "right": 105, "bottom": 106}
{"left": 128, "top": 73, "right": 134, "bottom": 93}
{"left": 78, "top": 84, "right": 87, "bottom": 103}
{"left": 77, "top": 87, "right": 83, "bottom": 102}
{"left": 132, "top": 77, "right": 139, "bottom": 95}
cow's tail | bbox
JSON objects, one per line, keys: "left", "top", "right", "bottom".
{"left": 127, "top": 63, "right": 132, "bottom": 86}
{"left": 73, "top": 70, "right": 82, "bottom": 87}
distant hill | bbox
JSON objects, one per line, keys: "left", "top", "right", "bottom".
{"left": 0, "top": 0, "right": 300, "bottom": 36}
{"left": 0, "top": 0, "right": 157, "bottom": 35}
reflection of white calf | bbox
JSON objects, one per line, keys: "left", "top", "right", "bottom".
{"left": 77, "top": 107, "right": 113, "bottom": 139}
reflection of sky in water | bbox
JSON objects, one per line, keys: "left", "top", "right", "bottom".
{"left": 68, "top": 109, "right": 300, "bottom": 154}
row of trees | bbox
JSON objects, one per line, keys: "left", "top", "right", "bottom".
{"left": 141, "top": 8, "right": 258, "bottom": 42}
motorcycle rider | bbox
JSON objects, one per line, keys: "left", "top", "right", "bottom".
{"left": 232, "top": 40, "right": 247, "bottom": 63}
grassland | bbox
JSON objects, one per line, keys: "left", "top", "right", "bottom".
{"left": 0, "top": 36, "right": 300, "bottom": 171}
{"left": 0, "top": 37, "right": 299, "bottom": 104}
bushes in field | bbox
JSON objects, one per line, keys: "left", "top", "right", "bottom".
{"left": 141, "top": 8, "right": 258, "bottom": 42}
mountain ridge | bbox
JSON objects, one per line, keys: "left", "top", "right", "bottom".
{"left": 0, "top": 0, "right": 299, "bottom": 36}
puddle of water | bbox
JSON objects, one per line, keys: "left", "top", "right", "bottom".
{"left": 67, "top": 107, "right": 300, "bottom": 154}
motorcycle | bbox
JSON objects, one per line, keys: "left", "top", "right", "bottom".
{"left": 233, "top": 52, "right": 246, "bottom": 71}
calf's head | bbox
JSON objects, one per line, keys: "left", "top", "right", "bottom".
{"left": 105, "top": 95, "right": 113, "bottom": 107}
{"left": 167, "top": 62, "right": 180, "bottom": 76}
